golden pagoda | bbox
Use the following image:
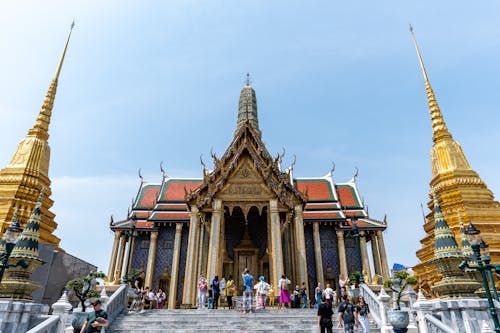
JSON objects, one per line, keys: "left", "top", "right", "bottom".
{"left": 411, "top": 27, "right": 500, "bottom": 293}
{"left": 0, "top": 23, "right": 74, "bottom": 247}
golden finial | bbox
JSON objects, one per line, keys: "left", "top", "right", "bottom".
{"left": 409, "top": 24, "right": 452, "bottom": 143}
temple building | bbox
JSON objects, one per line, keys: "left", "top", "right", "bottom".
{"left": 0, "top": 24, "right": 96, "bottom": 305}
{"left": 108, "top": 79, "right": 390, "bottom": 308}
{"left": 410, "top": 29, "right": 500, "bottom": 293}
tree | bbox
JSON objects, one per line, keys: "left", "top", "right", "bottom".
{"left": 66, "top": 271, "right": 106, "bottom": 312}
{"left": 384, "top": 270, "right": 418, "bottom": 311}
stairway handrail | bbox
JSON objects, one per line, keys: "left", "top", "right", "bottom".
{"left": 105, "top": 283, "right": 128, "bottom": 323}
{"left": 423, "top": 314, "right": 457, "bottom": 333}
{"left": 359, "top": 283, "right": 382, "bottom": 325}
{"left": 25, "top": 315, "right": 61, "bottom": 333}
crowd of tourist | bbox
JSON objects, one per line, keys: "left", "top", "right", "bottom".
{"left": 127, "top": 271, "right": 167, "bottom": 313}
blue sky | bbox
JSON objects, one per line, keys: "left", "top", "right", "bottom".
{"left": 1, "top": 1, "right": 500, "bottom": 274}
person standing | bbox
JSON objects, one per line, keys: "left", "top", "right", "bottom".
{"left": 242, "top": 268, "right": 254, "bottom": 313}
{"left": 323, "top": 283, "right": 334, "bottom": 306}
{"left": 225, "top": 275, "right": 236, "bottom": 309}
{"left": 338, "top": 294, "right": 358, "bottom": 333}
{"left": 300, "top": 282, "right": 308, "bottom": 309}
{"left": 129, "top": 271, "right": 145, "bottom": 313}
{"left": 317, "top": 295, "right": 333, "bottom": 333}
{"left": 339, "top": 274, "right": 349, "bottom": 297}
{"left": 197, "top": 276, "right": 208, "bottom": 309}
{"left": 212, "top": 275, "right": 220, "bottom": 309}
{"left": 315, "top": 282, "right": 323, "bottom": 308}
{"left": 156, "top": 288, "right": 166, "bottom": 309}
{"left": 219, "top": 277, "right": 226, "bottom": 308}
{"left": 80, "top": 300, "right": 108, "bottom": 333}
{"left": 356, "top": 295, "right": 372, "bottom": 333}
{"left": 278, "top": 274, "right": 291, "bottom": 309}
{"left": 254, "top": 276, "right": 270, "bottom": 310}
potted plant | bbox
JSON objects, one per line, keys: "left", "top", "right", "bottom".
{"left": 66, "top": 271, "right": 106, "bottom": 332}
{"left": 384, "top": 270, "right": 418, "bottom": 332}
{"left": 349, "top": 271, "right": 361, "bottom": 288}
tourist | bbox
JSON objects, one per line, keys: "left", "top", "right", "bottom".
{"left": 212, "top": 275, "right": 220, "bottom": 309}
{"left": 278, "top": 274, "right": 291, "bottom": 309}
{"left": 207, "top": 289, "right": 214, "bottom": 309}
{"left": 323, "top": 283, "right": 334, "bottom": 306}
{"left": 292, "top": 285, "right": 301, "bottom": 308}
{"left": 242, "top": 268, "right": 254, "bottom": 313}
{"left": 156, "top": 288, "right": 166, "bottom": 309}
{"left": 129, "top": 271, "right": 145, "bottom": 313}
{"left": 338, "top": 294, "right": 358, "bottom": 333}
{"left": 300, "top": 282, "right": 308, "bottom": 309}
{"left": 225, "top": 275, "right": 236, "bottom": 309}
{"left": 339, "top": 274, "right": 349, "bottom": 297}
{"left": 317, "top": 295, "right": 333, "bottom": 333}
{"left": 143, "top": 287, "right": 152, "bottom": 309}
{"left": 254, "top": 276, "right": 270, "bottom": 310}
{"left": 219, "top": 276, "right": 226, "bottom": 308}
{"left": 197, "top": 276, "right": 208, "bottom": 309}
{"left": 80, "top": 300, "right": 108, "bottom": 333}
{"left": 315, "top": 282, "right": 323, "bottom": 308}
{"left": 356, "top": 295, "right": 372, "bottom": 333}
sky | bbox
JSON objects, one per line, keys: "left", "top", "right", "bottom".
{"left": 1, "top": 1, "right": 500, "bottom": 274}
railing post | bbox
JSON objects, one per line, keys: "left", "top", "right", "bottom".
{"left": 51, "top": 291, "right": 73, "bottom": 333}
{"left": 377, "top": 287, "right": 393, "bottom": 333}
{"left": 413, "top": 290, "right": 432, "bottom": 333}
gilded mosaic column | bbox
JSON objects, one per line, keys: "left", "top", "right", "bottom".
{"left": 107, "top": 231, "right": 121, "bottom": 282}
{"left": 360, "top": 236, "right": 371, "bottom": 283}
{"left": 196, "top": 223, "right": 205, "bottom": 282}
{"left": 206, "top": 200, "right": 222, "bottom": 290}
{"left": 182, "top": 207, "right": 199, "bottom": 306}
{"left": 145, "top": 231, "right": 158, "bottom": 288}
{"left": 126, "top": 236, "right": 135, "bottom": 277}
{"left": 376, "top": 230, "right": 390, "bottom": 280}
{"left": 269, "top": 199, "right": 284, "bottom": 290}
{"left": 312, "top": 222, "right": 325, "bottom": 288}
{"left": 294, "top": 205, "right": 308, "bottom": 293}
{"left": 371, "top": 234, "right": 382, "bottom": 276}
{"left": 336, "top": 230, "right": 348, "bottom": 279}
{"left": 114, "top": 233, "right": 126, "bottom": 283}
{"left": 168, "top": 223, "right": 183, "bottom": 309}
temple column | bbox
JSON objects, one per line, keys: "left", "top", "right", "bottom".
{"left": 283, "top": 226, "right": 292, "bottom": 281}
{"left": 371, "top": 234, "right": 382, "bottom": 276}
{"left": 312, "top": 222, "right": 325, "bottom": 288}
{"left": 107, "top": 231, "right": 121, "bottom": 281}
{"left": 206, "top": 200, "right": 222, "bottom": 288}
{"left": 269, "top": 199, "right": 284, "bottom": 290}
{"left": 196, "top": 223, "right": 205, "bottom": 282}
{"left": 168, "top": 223, "right": 183, "bottom": 309}
{"left": 145, "top": 231, "right": 158, "bottom": 288}
{"left": 360, "top": 236, "right": 371, "bottom": 283}
{"left": 336, "top": 230, "right": 348, "bottom": 279}
{"left": 376, "top": 230, "right": 390, "bottom": 280}
{"left": 182, "top": 207, "right": 199, "bottom": 306}
{"left": 294, "top": 205, "right": 308, "bottom": 294}
{"left": 114, "top": 233, "right": 126, "bottom": 282}
{"left": 126, "top": 236, "right": 136, "bottom": 276}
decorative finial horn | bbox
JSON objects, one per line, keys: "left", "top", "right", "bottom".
{"left": 210, "top": 147, "right": 217, "bottom": 160}
{"left": 353, "top": 167, "right": 359, "bottom": 181}
{"left": 200, "top": 154, "right": 207, "bottom": 171}
{"left": 160, "top": 161, "right": 167, "bottom": 177}
{"left": 330, "top": 161, "right": 336, "bottom": 175}
{"left": 138, "top": 168, "right": 143, "bottom": 182}
{"left": 110, "top": 215, "right": 114, "bottom": 225}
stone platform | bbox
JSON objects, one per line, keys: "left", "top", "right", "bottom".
{"left": 107, "top": 309, "right": 379, "bottom": 333}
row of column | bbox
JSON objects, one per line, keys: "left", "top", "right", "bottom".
{"left": 107, "top": 223, "right": 184, "bottom": 309}
{"left": 309, "top": 225, "right": 390, "bottom": 285}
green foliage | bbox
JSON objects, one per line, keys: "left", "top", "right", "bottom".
{"left": 65, "top": 271, "right": 106, "bottom": 312}
{"left": 383, "top": 270, "right": 418, "bottom": 310}
{"left": 123, "top": 269, "right": 140, "bottom": 284}
{"left": 349, "top": 271, "right": 361, "bottom": 284}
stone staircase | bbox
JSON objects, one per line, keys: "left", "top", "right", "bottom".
{"left": 107, "top": 309, "right": 380, "bottom": 333}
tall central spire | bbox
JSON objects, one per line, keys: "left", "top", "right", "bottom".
{"left": 410, "top": 25, "right": 452, "bottom": 144}
{"left": 235, "top": 73, "right": 261, "bottom": 138}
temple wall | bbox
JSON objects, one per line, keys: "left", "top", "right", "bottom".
{"left": 319, "top": 225, "right": 339, "bottom": 284}
{"left": 304, "top": 224, "right": 316, "bottom": 295}
{"left": 176, "top": 225, "right": 189, "bottom": 305}
{"left": 131, "top": 233, "right": 150, "bottom": 273}
{"left": 153, "top": 226, "right": 176, "bottom": 289}
{"left": 345, "top": 238, "right": 362, "bottom": 274}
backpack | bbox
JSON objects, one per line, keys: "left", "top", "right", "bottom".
{"left": 341, "top": 302, "right": 355, "bottom": 323}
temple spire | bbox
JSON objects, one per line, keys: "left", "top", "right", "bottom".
{"left": 431, "top": 190, "right": 462, "bottom": 259}
{"left": 235, "top": 73, "right": 261, "bottom": 138}
{"left": 28, "top": 21, "right": 74, "bottom": 141}
{"left": 410, "top": 25, "right": 452, "bottom": 143}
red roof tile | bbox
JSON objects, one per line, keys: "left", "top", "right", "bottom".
{"left": 304, "top": 211, "right": 342, "bottom": 219}
{"left": 296, "top": 179, "right": 334, "bottom": 201}
{"left": 135, "top": 184, "right": 161, "bottom": 209}
{"left": 151, "top": 212, "right": 190, "bottom": 219}
{"left": 336, "top": 185, "right": 360, "bottom": 207}
{"left": 160, "top": 180, "right": 202, "bottom": 202}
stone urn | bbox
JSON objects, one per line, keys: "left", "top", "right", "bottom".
{"left": 387, "top": 310, "right": 409, "bottom": 332}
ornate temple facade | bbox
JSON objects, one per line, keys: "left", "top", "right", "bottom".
{"left": 411, "top": 30, "right": 500, "bottom": 292}
{"left": 108, "top": 82, "right": 390, "bottom": 308}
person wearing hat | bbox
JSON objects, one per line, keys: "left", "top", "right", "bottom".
{"left": 80, "top": 299, "right": 108, "bottom": 333}
{"left": 254, "top": 276, "right": 270, "bottom": 311}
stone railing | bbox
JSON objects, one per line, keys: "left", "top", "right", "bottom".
{"left": 359, "top": 284, "right": 381, "bottom": 324}
{"left": 424, "top": 314, "right": 457, "bottom": 333}
{"left": 25, "top": 315, "right": 61, "bottom": 333}
{"left": 104, "top": 283, "right": 128, "bottom": 323}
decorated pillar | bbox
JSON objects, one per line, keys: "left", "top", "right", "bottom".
{"left": 269, "top": 199, "right": 284, "bottom": 290}
{"left": 371, "top": 234, "right": 382, "bottom": 276}
{"left": 126, "top": 236, "right": 136, "bottom": 277}
{"left": 114, "top": 233, "right": 126, "bottom": 282}
{"left": 145, "top": 231, "right": 158, "bottom": 288}
{"left": 168, "top": 223, "right": 183, "bottom": 309}
{"left": 107, "top": 231, "right": 121, "bottom": 281}
{"left": 360, "top": 236, "right": 371, "bottom": 283}
{"left": 376, "top": 230, "right": 390, "bottom": 280}
{"left": 312, "top": 222, "right": 325, "bottom": 288}
{"left": 182, "top": 207, "right": 199, "bottom": 306}
{"left": 196, "top": 222, "right": 205, "bottom": 282}
{"left": 294, "top": 205, "right": 308, "bottom": 293}
{"left": 206, "top": 200, "right": 222, "bottom": 291}
{"left": 336, "top": 230, "right": 348, "bottom": 279}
